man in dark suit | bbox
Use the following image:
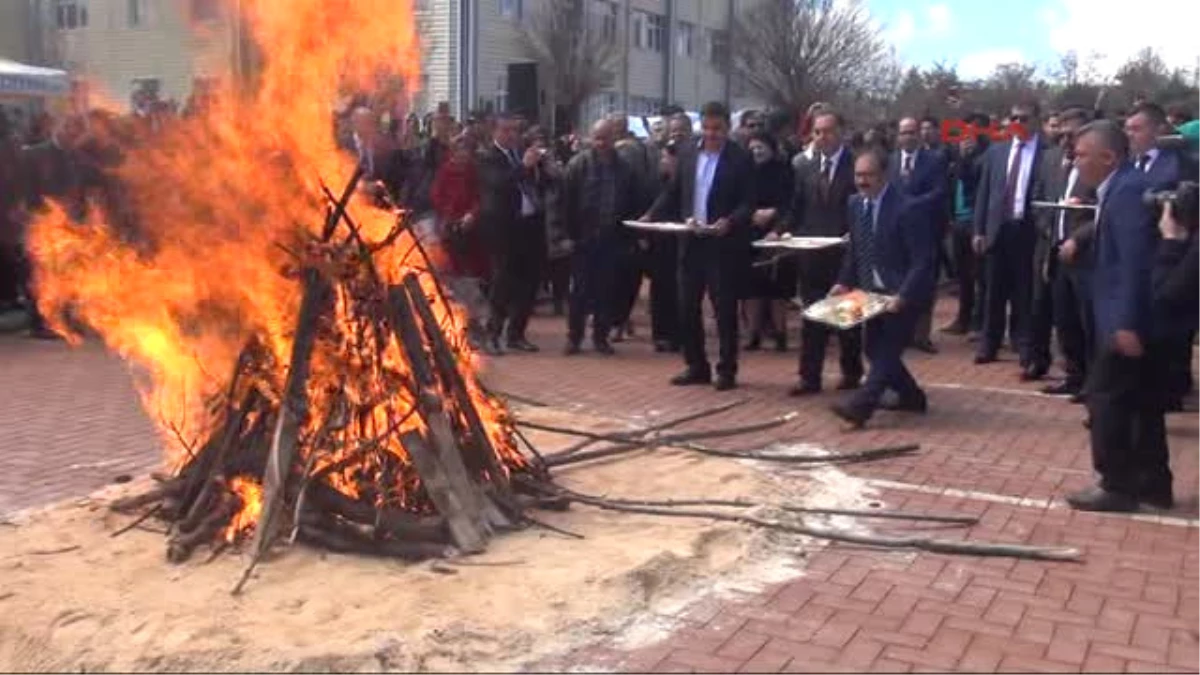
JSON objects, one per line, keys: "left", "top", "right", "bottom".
{"left": 1125, "top": 101, "right": 1198, "bottom": 408}
{"left": 558, "top": 119, "right": 642, "bottom": 355}
{"left": 828, "top": 150, "right": 937, "bottom": 429}
{"left": 892, "top": 116, "right": 948, "bottom": 353}
{"left": 646, "top": 101, "right": 754, "bottom": 391}
{"left": 972, "top": 101, "right": 1049, "bottom": 371}
{"left": 1067, "top": 120, "right": 1166, "bottom": 513}
{"left": 1030, "top": 107, "right": 1094, "bottom": 392}
{"left": 787, "top": 110, "right": 863, "bottom": 395}
{"left": 478, "top": 112, "right": 546, "bottom": 354}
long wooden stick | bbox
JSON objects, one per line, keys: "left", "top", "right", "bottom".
{"left": 235, "top": 269, "right": 330, "bottom": 595}
{"left": 558, "top": 492, "right": 1081, "bottom": 562}
{"left": 552, "top": 398, "right": 750, "bottom": 457}
{"left": 550, "top": 492, "right": 979, "bottom": 525}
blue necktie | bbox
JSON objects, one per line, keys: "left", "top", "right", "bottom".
{"left": 856, "top": 198, "right": 876, "bottom": 289}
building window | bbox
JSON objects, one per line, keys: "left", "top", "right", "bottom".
{"left": 629, "top": 96, "right": 662, "bottom": 116}
{"left": 494, "top": 73, "right": 508, "bottom": 113}
{"left": 191, "top": 0, "right": 220, "bottom": 21}
{"left": 128, "top": 0, "right": 146, "bottom": 26}
{"left": 707, "top": 28, "right": 729, "bottom": 67}
{"left": 499, "top": 0, "right": 522, "bottom": 20}
{"left": 593, "top": 0, "right": 617, "bottom": 45}
{"left": 676, "top": 21, "right": 694, "bottom": 58}
{"left": 633, "top": 11, "right": 664, "bottom": 53}
{"left": 54, "top": 0, "right": 88, "bottom": 30}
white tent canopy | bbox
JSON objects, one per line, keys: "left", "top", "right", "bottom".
{"left": 0, "top": 59, "right": 70, "bottom": 97}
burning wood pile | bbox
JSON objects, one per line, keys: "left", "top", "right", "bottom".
{"left": 99, "top": 170, "right": 550, "bottom": 587}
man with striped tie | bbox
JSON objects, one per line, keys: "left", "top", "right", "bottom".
{"left": 828, "top": 150, "right": 938, "bottom": 430}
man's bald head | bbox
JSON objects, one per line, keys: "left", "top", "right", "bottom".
{"left": 591, "top": 118, "right": 616, "bottom": 155}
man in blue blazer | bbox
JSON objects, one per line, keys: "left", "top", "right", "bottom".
{"left": 1067, "top": 120, "right": 1167, "bottom": 513}
{"left": 892, "top": 117, "right": 949, "bottom": 354}
{"left": 971, "top": 101, "right": 1049, "bottom": 371}
{"left": 1124, "top": 101, "right": 1199, "bottom": 409}
{"left": 828, "top": 150, "right": 938, "bottom": 429}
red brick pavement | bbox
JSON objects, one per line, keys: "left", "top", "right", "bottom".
{"left": 1, "top": 297, "right": 1197, "bottom": 673}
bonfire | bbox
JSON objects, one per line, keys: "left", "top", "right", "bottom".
{"left": 28, "top": 0, "right": 548, "bottom": 591}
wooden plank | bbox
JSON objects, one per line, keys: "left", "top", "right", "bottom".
{"left": 398, "top": 430, "right": 486, "bottom": 553}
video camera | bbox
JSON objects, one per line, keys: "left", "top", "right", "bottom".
{"left": 1137, "top": 120, "right": 1195, "bottom": 225}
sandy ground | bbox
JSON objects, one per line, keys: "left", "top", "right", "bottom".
{"left": 0, "top": 405, "right": 873, "bottom": 673}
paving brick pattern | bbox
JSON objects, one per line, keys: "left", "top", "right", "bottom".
{"left": 1, "top": 297, "right": 1196, "bottom": 673}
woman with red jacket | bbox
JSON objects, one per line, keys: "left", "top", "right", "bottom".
{"left": 430, "top": 133, "right": 491, "bottom": 344}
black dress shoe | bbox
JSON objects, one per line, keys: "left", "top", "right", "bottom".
{"left": 714, "top": 375, "right": 737, "bottom": 391}
{"left": 563, "top": 342, "right": 581, "bottom": 356}
{"left": 967, "top": 331, "right": 981, "bottom": 343}
{"left": 744, "top": 336, "right": 762, "bottom": 351}
{"left": 940, "top": 322, "right": 967, "bottom": 335}
{"left": 974, "top": 352, "right": 997, "bottom": 365}
{"left": 830, "top": 402, "right": 868, "bottom": 430}
{"left": 506, "top": 338, "right": 540, "bottom": 353}
{"left": 773, "top": 333, "right": 788, "bottom": 352}
{"left": 1020, "top": 365, "right": 1048, "bottom": 382}
{"left": 1138, "top": 488, "right": 1175, "bottom": 510}
{"left": 788, "top": 383, "right": 821, "bottom": 397}
{"left": 912, "top": 339, "right": 938, "bottom": 354}
{"left": 593, "top": 340, "right": 616, "bottom": 356}
{"left": 1070, "top": 392, "right": 1087, "bottom": 404}
{"left": 670, "top": 370, "right": 712, "bottom": 386}
{"left": 836, "top": 377, "right": 862, "bottom": 391}
{"left": 1066, "top": 486, "right": 1138, "bottom": 513}
{"left": 483, "top": 337, "right": 504, "bottom": 356}
{"left": 882, "top": 394, "right": 928, "bottom": 414}
{"left": 28, "top": 327, "right": 63, "bottom": 341}
{"left": 1042, "top": 381, "right": 1081, "bottom": 396}
{"left": 653, "top": 341, "right": 679, "bottom": 353}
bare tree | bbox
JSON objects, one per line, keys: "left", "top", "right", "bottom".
{"left": 731, "top": 0, "right": 891, "bottom": 114}
{"left": 516, "top": 0, "right": 618, "bottom": 131}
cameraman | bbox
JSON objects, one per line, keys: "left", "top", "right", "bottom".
{"left": 1154, "top": 188, "right": 1199, "bottom": 412}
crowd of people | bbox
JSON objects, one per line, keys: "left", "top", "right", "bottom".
{"left": 2, "top": 90, "right": 1197, "bottom": 514}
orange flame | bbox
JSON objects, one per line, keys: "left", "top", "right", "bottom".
{"left": 27, "top": 0, "right": 526, "bottom": 531}
{"left": 225, "top": 476, "right": 264, "bottom": 542}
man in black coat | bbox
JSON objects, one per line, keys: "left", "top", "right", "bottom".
{"left": 787, "top": 109, "right": 863, "bottom": 395}
{"left": 478, "top": 112, "right": 546, "bottom": 354}
{"left": 558, "top": 119, "right": 642, "bottom": 354}
{"left": 892, "top": 116, "right": 948, "bottom": 354}
{"left": 1030, "top": 107, "right": 1094, "bottom": 392}
{"left": 972, "top": 101, "right": 1050, "bottom": 371}
{"left": 646, "top": 101, "right": 754, "bottom": 391}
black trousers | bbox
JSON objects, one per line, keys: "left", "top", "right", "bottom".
{"left": 1025, "top": 247, "right": 1056, "bottom": 370}
{"left": 1052, "top": 263, "right": 1093, "bottom": 388}
{"left": 980, "top": 222, "right": 1035, "bottom": 359}
{"left": 1087, "top": 342, "right": 1172, "bottom": 496}
{"left": 567, "top": 236, "right": 618, "bottom": 345}
{"left": 950, "top": 226, "right": 979, "bottom": 329}
{"left": 487, "top": 215, "right": 545, "bottom": 342}
{"left": 1164, "top": 333, "right": 1196, "bottom": 404}
{"left": 798, "top": 252, "right": 863, "bottom": 387}
{"left": 547, "top": 255, "right": 570, "bottom": 314}
{"left": 847, "top": 306, "right": 924, "bottom": 418}
{"left": 612, "top": 239, "right": 644, "bottom": 327}
{"left": 648, "top": 233, "right": 680, "bottom": 346}
{"left": 679, "top": 247, "right": 740, "bottom": 378}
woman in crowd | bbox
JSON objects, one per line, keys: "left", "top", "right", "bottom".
{"left": 742, "top": 131, "right": 795, "bottom": 352}
{"left": 430, "top": 133, "right": 489, "bottom": 345}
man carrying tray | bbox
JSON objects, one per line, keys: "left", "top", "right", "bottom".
{"left": 826, "top": 150, "right": 938, "bottom": 429}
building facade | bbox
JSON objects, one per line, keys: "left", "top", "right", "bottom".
{"left": 419, "top": 0, "right": 761, "bottom": 129}
{"left": 24, "top": 0, "right": 238, "bottom": 108}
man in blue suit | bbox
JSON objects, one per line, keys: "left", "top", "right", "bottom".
{"left": 1066, "top": 120, "right": 1167, "bottom": 513}
{"left": 892, "top": 117, "right": 948, "bottom": 354}
{"left": 971, "top": 101, "right": 1048, "bottom": 372}
{"left": 1125, "top": 101, "right": 1198, "bottom": 409}
{"left": 828, "top": 150, "right": 937, "bottom": 429}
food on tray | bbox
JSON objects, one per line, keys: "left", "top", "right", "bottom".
{"left": 803, "top": 290, "right": 893, "bottom": 328}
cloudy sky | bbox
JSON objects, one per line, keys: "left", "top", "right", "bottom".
{"left": 863, "top": 0, "right": 1200, "bottom": 80}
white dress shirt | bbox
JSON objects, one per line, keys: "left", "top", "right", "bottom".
{"left": 1006, "top": 135, "right": 1039, "bottom": 219}
{"left": 693, "top": 144, "right": 722, "bottom": 225}
{"left": 1136, "top": 147, "right": 1160, "bottom": 172}
{"left": 900, "top": 149, "right": 917, "bottom": 176}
